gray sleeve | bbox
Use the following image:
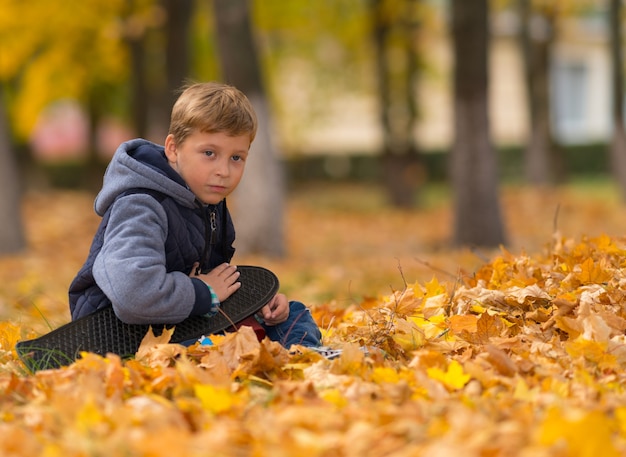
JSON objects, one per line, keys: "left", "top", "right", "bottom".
{"left": 93, "top": 194, "right": 196, "bottom": 324}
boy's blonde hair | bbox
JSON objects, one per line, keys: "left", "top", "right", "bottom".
{"left": 169, "top": 82, "right": 257, "bottom": 145}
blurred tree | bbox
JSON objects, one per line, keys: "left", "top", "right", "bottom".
{"left": 120, "top": 0, "right": 170, "bottom": 141}
{"left": 0, "top": 0, "right": 166, "bottom": 240}
{"left": 370, "top": 0, "right": 424, "bottom": 208}
{"left": 0, "top": 1, "right": 131, "bottom": 141}
{"left": 517, "top": 0, "right": 565, "bottom": 185}
{"left": 123, "top": 0, "right": 194, "bottom": 141}
{"left": 164, "top": 0, "right": 194, "bottom": 110}
{"left": 124, "top": 4, "right": 151, "bottom": 140}
{"left": 253, "top": 0, "right": 373, "bottom": 154}
{"left": 608, "top": 0, "right": 626, "bottom": 201}
{"left": 213, "top": 0, "right": 286, "bottom": 257}
{"left": 0, "top": 89, "right": 25, "bottom": 254}
{"left": 450, "top": 0, "right": 506, "bottom": 247}
{"left": 162, "top": 0, "right": 194, "bottom": 111}
{"left": 0, "top": 0, "right": 25, "bottom": 254}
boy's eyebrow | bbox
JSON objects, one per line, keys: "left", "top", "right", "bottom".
{"left": 198, "top": 142, "right": 249, "bottom": 153}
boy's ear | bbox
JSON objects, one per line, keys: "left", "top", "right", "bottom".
{"left": 164, "top": 134, "right": 177, "bottom": 162}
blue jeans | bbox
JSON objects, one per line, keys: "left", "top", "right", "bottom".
{"left": 261, "top": 301, "right": 321, "bottom": 348}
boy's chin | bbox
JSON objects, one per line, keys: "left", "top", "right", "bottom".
{"left": 198, "top": 195, "right": 226, "bottom": 205}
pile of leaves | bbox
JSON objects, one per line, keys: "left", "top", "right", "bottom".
{"left": 1, "top": 230, "right": 626, "bottom": 456}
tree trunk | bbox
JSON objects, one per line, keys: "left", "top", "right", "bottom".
{"left": 518, "top": 1, "right": 564, "bottom": 185}
{"left": 371, "top": 0, "right": 423, "bottom": 208}
{"left": 128, "top": 35, "right": 149, "bottom": 139}
{"left": 82, "top": 90, "right": 107, "bottom": 192}
{"left": 609, "top": 0, "right": 626, "bottom": 201}
{"left": 450, "top": 0, "right": 506, "bottom": 248}
{"left": 0, "top": 89, "right": 26, "bottom": 255}
{"left": 164, "top": 0, "right": 193, "bottom": 107}
{"left": 213, "top": 0, "right": 285, "bottom": 257}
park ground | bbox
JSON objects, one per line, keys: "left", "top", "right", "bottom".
{"left": 2, "top": 178, "right": 626, "bottom": 332}
{"left": 1, "top": 179, "right": 626, "bottom": 455}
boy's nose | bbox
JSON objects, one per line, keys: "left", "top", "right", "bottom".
{"left": 215, "top": 159, "right": 230, "bottom": 177}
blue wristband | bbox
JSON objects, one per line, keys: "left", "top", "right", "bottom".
{"left": 204, "top": 284, "right": 221, "bottom": 317}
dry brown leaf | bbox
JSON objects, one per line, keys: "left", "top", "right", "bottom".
{"left": 133, "top": 326, "right": 189, "bottom": 368}
{"left": 216, "top": 325, "right": 261, "bottom": 370}
{"left": 484, "top": 344, "right": 518, "bottom": 377}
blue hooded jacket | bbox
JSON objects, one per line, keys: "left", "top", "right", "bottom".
{"left": 69, "top": 139, "right": 235, "bottom": 324}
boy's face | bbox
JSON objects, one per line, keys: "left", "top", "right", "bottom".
{"left": 164, "top": 129, "right": 250, "bottom": 205}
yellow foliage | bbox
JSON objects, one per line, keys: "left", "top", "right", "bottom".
{"left": 0, "top": 322, "right": 22, "bottom": 351}
{"left": 194, "top": 384, "right": 240, "bottom": 415}
{"left": 318, "top": 388, "right": 348, "bottom": 408}
{"left": 565, "top": 338, "right": 617, "bottom": 370}
{"left": 4, "top": 191, "right": 626, "bottom": 454}
{"left": 426, "top": 360, "right": 470, "bottom": 391}
{"left": 539, "top": 408, "right": 621, "bottom": 457}
{"left": 391, "top": 317, "right": 425, "bottom": 351}
{"left": 75, "top": 397, "right": 108, "bottom": 435}
{"left": 423, "top": 276, "right": 445, "bottom": 297}
{"left": 371, "top": 366, "right": 400, "bottom": 384}
{"left": 576, "top": 257, "right": 613, "bottom": 285}
{"left": 0, "top": 0, "right": 142, "bottom": 138}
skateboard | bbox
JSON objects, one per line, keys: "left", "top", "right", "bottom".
{"left": 15, "top": 265, "right": 279, "bottom": 371}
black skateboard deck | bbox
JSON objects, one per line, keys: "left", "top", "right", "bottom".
{"left": 15, "top": 266, "right": 279, "bottom": 371}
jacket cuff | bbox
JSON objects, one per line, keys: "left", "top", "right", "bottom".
{"left": 190, "top": 277, "right": 214, "bottom": 315}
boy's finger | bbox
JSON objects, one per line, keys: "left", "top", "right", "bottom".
{"left": 260, "top": 304, "right": 272, "bottom": 319}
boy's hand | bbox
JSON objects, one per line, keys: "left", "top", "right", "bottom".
{"left": 192, "top": 263, "right": 241, "bottom": 302}
{"left": 257, "top": 293, "right": 289, "bottom": 326}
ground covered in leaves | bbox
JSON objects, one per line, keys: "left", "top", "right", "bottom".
{"left": 2, "top": 182, "right": 626, "bottom": 456}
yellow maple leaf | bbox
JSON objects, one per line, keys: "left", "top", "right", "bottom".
{"left": 424, "top": 276, "right": 445, "bottom": 298}
{"left": 371, "top": 366, "right": 400, "bottom": 384}
{"left": 489, "top": 256, "right": 511, "bottom": 288}
{"left": 565, "top": 338, "right": 617, "bottom": 370}
{"left": 539, "top": 408, "right": 620, "bottom": 457}
{"left": 576, "top": 257, "right": 612, "bottom": 285}
{"left": 319, "top": 388, "right": 348, "bottom": 408}
{"left": 512, "top": 378, "right": 537, "bottom": 402}
{"left": 426, "top": 360, "right": 470, "bottom": 390}
{"left": 470, "top": 303, "right": 487, "bottom": 314}
{"left": 594, "top": 233, "right": 626, "bottom": 256}
{"left": 411, "top": 313, "right": 448, "bottom": 339}
{"left": 75, "top": 398, "right": 107, "bottom": 434}
{"left": 0, "top": 322, "right": 22, "bottom": 351}
{"left": 392, "top": 318, "right": 425, "bottom": 351}
{"left": 194, "top": 384, "right": 239, "bottom": 415}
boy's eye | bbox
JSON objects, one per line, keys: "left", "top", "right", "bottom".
{"left": 232, "top": 155, "right": 242, "bottom": 162}
{"left": 203, "top": 150, "right": 215, "bottom": 157}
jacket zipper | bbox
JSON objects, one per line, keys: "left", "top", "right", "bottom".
{"left": 196, "top": 205, "right": 217, "bottom": 275}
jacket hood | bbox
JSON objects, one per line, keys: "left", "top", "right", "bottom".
{"left": 94, "top": 139, "right": 197, "bottom": 216}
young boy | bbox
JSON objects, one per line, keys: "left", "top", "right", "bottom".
{"left": 68, "top": 82, "right": 321, "bottom": 349}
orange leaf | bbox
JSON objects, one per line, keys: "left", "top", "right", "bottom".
{"left": 448, "top": 315, "right": 478, "bottom": 335}
{"left": 135, "top": 327, "right": 183, "bottom": 367}
{"left": 576, "top": 257, "right": 612, "bottom": 285}
{"left": 216, "top": 325, "right": 260, "bottom": 370}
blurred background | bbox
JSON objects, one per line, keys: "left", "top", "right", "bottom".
{"left": 2, "top": 0, "right": 626, "bottom": 326}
